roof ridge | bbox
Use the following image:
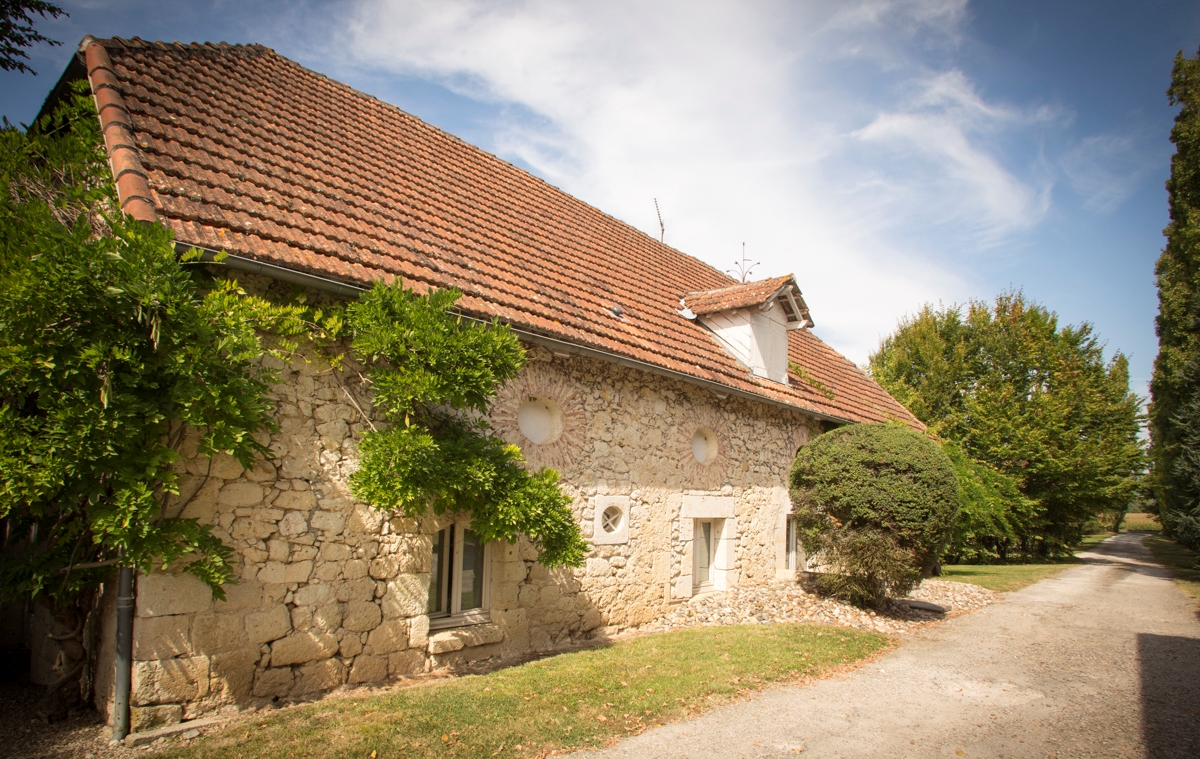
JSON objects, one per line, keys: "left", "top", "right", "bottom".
{"left": 81, "top": 38, "right": 156, "bottom": 222}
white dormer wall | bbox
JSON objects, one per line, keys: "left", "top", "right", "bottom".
{"left": 700, "top": 301, "right": 791, "bottom": 385}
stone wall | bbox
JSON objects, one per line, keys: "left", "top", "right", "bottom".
{"left": 98, "top": 338, "right": 816, "bottom": 729}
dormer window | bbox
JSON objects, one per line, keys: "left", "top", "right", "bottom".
{"left": 678, "top": 275, "right": 812, "bottom": 386}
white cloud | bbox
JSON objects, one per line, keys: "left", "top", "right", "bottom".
{"left": 321, "top": 0, "right": 1052, "bottom": 364}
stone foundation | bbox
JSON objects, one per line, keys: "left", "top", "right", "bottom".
{"left": 95, "top": 332, "right": 816, "bottom": 722}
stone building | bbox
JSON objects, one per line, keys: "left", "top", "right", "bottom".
{"left": 44, "top": 37, "right": 920, "bottom": 727}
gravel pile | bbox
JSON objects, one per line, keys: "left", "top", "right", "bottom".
{"left": 630, "top": 578, "right": 999, "bottom": 637}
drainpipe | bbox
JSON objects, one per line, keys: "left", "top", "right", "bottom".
{"left": 111, "top": 565, "right": 134, "bottom": 742}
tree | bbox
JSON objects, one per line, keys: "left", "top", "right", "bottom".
{"left": 344, "top": 282, "right": 587, "bottom": 568}
{"left": 870, "top": 292, "right": 1145, "bottom": 558}
{"left": 1, "top": 0, "right": 65, "bottom": 74}
{"left": 789, "top": 423, "right": 961, "bottom": 606}
{"left": 1150, "top": 47, "right": 1200, "bottom": 551}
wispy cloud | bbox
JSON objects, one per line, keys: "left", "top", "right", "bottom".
{"left": 317, "top": 0, "right": 1056, "bottom": 363}
{"left": 1060, "top": 132, "right": 1161, "bottom": 214}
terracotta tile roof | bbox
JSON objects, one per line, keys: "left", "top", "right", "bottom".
{"left": 70, "top": 36, "right": 920, "bottom": 428}
{"left": 684, "top": 276, "right": 792, "bottom": 315}
{"left": 683, "top": 274, "right": 813, "bottom": 328}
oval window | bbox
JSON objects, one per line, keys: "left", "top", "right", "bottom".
{"left": 601, "top": 505, "right": 623, "bottom": 534}
{"left": 517, "top": 396, "right": 564, "bottom": 445}
{"left": 691, "top": 427, "right": 718, "bottom": 464}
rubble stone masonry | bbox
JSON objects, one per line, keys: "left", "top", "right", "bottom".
{"left": 97, "top": 339, "right": 816, "bottom": 728}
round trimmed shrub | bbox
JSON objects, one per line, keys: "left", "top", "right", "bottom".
{"left": 789, "top": 423, "right": 961, "bottom": 606}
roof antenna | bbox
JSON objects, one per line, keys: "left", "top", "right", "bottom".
{"left": 728, "top": 242, "right": 759, "bottom": 283}
{"left": 654, "top": 198, "right": 665, "bottom": 243}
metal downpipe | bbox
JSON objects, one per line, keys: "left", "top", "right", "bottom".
{"left": 111, "top": 565, "right": 134, "bottom": 742}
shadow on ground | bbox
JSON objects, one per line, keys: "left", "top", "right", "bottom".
{"left": 1139, "top": 633, "right": 1200, "bottom": 759}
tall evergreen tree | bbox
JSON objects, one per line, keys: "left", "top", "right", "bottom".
{"left": 1150, "top": 48, "right": 1200, "bottom": 550}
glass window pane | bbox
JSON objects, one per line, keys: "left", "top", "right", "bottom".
{"left": 696, "top": 521, "right": 712, "bottom": 585}
{"left": 459, "top": 528, "right": 486, "bottom": 611}
{"left": 428, "top": 528, "right": 447, "bottom": 614}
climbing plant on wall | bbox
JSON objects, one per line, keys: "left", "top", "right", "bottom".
{"left": 0, "top": 84, "right": 309, "bottom": 603}
{"left": 343, "top": 282, "right": 588, "bottom": 568}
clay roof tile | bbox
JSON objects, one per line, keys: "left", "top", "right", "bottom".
{"left": 73, "top": 36, "right": 920, "bottom": 428}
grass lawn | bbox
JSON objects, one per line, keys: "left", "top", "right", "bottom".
{"left": 939, "top": 563, "right": 1075, "bottom": 592}
{"left": 940, "top": 533, "right": 1115, "bottom": 592}
{"left": 162, "top": 623, "right": 888, "bottom": 759}
{"left": 1143, "top": 534, "right": 1200, "bottom": 603}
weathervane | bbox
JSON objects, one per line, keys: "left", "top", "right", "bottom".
{"left": 728, "top": 243, "right": 759, "bottom": 283}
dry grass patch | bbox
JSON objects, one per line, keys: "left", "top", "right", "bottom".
{"left": 161, "top": 623, "right": 887, "bottom": 759}
{"left": 1122, "top": 512, "right": 1161, "bottom": 532}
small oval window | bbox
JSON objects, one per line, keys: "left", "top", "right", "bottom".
{"left": 601, "top": 505, "right": 623, "bottom": 534}
{"left": 517, "top": 396, "right": 564, "bottom": 445}
{"left": 691, "top": 427, "right": 718, "bottom": 464}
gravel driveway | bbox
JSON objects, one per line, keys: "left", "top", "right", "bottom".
{"left": 574, "top": 533, "right": 1200, "bottom": 759}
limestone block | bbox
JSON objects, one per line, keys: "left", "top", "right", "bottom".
{"left": 267, "top": 539, "right": 290, "bottom": 562}
{"left": 291, "top": 605, "right": 312, "bottom": 632}
{"left": 230, "top": 518, "right": 275, "bottom": 542}
{"left": 179, "top": 479, "right": 221, "bottom": 523}
{"left": 518, "top": 585, "right": 538, "bottom": 607}
{"left": 218, "top": 482, "right": 264, "bottom": 508}
{"left": 586, "top": 558, "right": 611, "bottom": 577}
{"left": 270, "top": 630, "right": 339, "bottom": 667}
{"left": 348, "top": 654, "right": 388, "bottom": 684}
{"left": 312, "top": 603, "right": 342, "bottom": 632}
{"left": 343, "top": 601, "right": 383, "bottom": 633}
{"left": 274, "top": 490, "right": 317, "bottom": 511}
{"left": 292, "top": 545, "right": 318, "bottom": 561}
{"left": 579, "top": 608, "right": 603, "bottom": 631}
{"left": 257, "top": 561, "right": 312, "bottom": 585}
{"left": 278, "top": 511, "right": 308, "bottom": 538}
{"left": 380, "top": 575, "right": 428, "bottom": 619}
{"left": 130, "top": 704, "right": 182, "bottom": 731}
{"left": 132, "top": 656, "right": 209, "bottom": 705}
{"left": 137, "top": 573, "right": 214, "bottom": 617}
{"left": 343, "top": 559, "right": 369, "bottom": 580}
{"left": 310, "top": 510, "right": 346, "bottom": 535}
{"left": 292, "top": 583, "right": 332, "bottom": 607}
{"left": 243, "top": 458, "right": 278, "bottom": 483}
{"left": 388, "top": 649, "right": 426, "bottom": 676}
{"left": 427, "top": 623, "right": 504, "bottom": 654}
{"left": 252, "top": 667, "right": 294, "bottom": 698}
{"left": 316, "top": 419, "right": 349, "bottom": 443}
{"left": 132, "top": 614, "right": 191, "bottom": 661}
{"left": 245, "top": 604, "right": 291, "bottom": 644}
{"left": 365, "top": 620, "right": 408, "bottom": 654}
{"left": 681, "top": 494, "right": 735, "bottom": 519}
{"left": 408, "top": 615, "right": 430, "bottom": 649}
{"left": 293, "top": 658, "right": 346, "bottom": 694}
{"left": 214, "top": 582, "right": 263, "bottom": 612}
{"left": 336, "top": 577, "right": 376, "bottom": 602}
{"left": 320, "top": 542, "right": 353, "bottom": 562}
{"left": 347, "top": 503, "right": 384, "bottom": 533}
{"left": 209, "top": 647, "right": 258, "bottom": 700}
{"left": 207, "top": 453, "right": 247, "bottom": 479}
{"left": 313, "top": 562, "right": 342, "bottom": 582}
{"left": 368, "top": 555, "right": 401, "bottom": 579}
{"left": 339, "top": 634, "right": 363, "bottom": 658}
{"left": 191, "top": 613, "right": 246, "bottom": 654}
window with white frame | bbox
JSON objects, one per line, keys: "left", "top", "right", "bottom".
{"left": 785, "top": 517, "right": 798, "bottom": 570}
{"left": 693, "top": 519, "right": 720, "bottom": 591}
{"left": 428, "top": 522, "right": 491, "bottom": 629}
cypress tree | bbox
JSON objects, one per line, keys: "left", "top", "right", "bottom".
{"left": 1150, "top": 48, "right": 1200, "bottom": 549}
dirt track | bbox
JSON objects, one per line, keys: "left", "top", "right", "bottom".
{"left": 576, "top": 533, "right": 1200, "bottom": 759}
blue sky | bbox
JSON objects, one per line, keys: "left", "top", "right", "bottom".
{"left": 5, "top": 1, "right": 1200, "bottom": 399}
